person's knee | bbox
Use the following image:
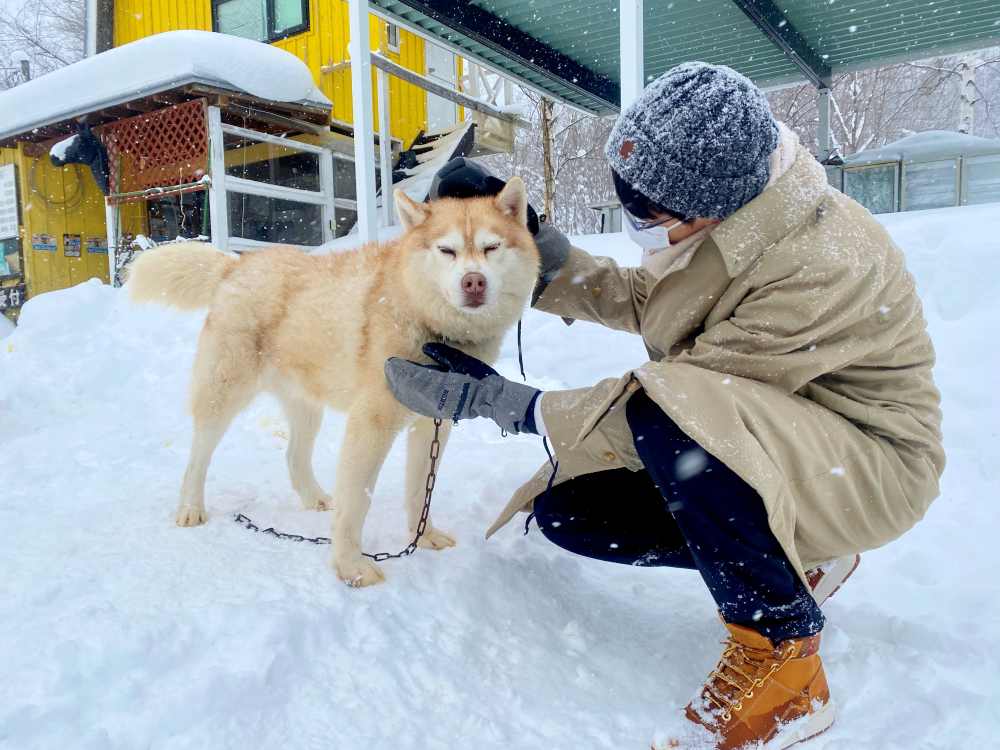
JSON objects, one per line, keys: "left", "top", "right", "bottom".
{"left": 625, "top": 389, "right": 705, "bottom": 481}
{"left": 532, "top": 486, "right": 585, "bottom": 553}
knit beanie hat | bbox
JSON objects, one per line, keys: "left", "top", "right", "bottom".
{"left": 605, "top": 61, "right": 779, "bottom": 220}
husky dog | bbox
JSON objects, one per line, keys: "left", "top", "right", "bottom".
{"left": 129, "top": 179, "right": 539, "bottom": 586}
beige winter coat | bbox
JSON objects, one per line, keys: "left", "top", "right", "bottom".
{"left": 487, "top": 145, "right": 945, "bottom": 581}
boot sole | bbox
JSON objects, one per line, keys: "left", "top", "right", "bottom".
{"left": 763, "top": 700, "right": 836, "bottom": 749}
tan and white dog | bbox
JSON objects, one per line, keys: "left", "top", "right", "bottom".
{"left": 128, "top": 179, "right": 539, "bottom": 586}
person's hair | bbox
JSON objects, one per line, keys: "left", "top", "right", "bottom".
{"left": 612, "top": 169, "right": 693, "bottom": 223}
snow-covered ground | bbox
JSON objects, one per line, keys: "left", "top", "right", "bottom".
{"left": 2, "top": 204, "right": 998, "bottom": 749}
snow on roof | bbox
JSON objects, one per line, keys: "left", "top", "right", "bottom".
{"left": 0, "top": 31, "right": 331, "bottom": 143}
{"left": 843, "top": 130, "right": 1000, "bottom": 166}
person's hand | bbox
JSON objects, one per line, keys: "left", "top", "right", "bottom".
{"left": 384, "top": 343, "right": 541, "bottom": 435}
{"left": 429, "top": 157, "right": 539, "bottom": 232}
{"left": 429, "top": 157, "right": 569, "bottom": 287}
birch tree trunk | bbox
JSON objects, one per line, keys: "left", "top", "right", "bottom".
{"left": 957, "top": 55, "right": 979, "bottom": 134}
{"left": 539, "top": 96, "right": 555, "bottom": 220}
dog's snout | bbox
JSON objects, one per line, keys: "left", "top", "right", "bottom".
{"left": 462, "top": 272, "right": 487, "bottom": 294}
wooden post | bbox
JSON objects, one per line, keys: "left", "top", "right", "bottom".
{"left": 348, "top": 0, "right": 379, "bottom": 242}
{"left": 377, "top": 67, "right": 394, "bottom": 226}
{"left": 206, "top": 105, "right": 230, "bottom": 251}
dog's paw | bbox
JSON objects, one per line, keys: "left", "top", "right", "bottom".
{"left": 333, "top": 556, "right": 385, "bottom": 587}
{"left": 176, "top": 506, "right": 207, "bottom": 527}
{"left": 416, "top": 527, "right": 457, "bottom": 550}
{"left": 301, "top": 493, "right": 333, "bottom": 512}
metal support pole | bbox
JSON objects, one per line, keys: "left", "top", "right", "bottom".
{"left": 348, "top": 0, "right": 379, "bottom": 242}
{"left": 377, "top": 67, "right": 394, "bottom": 226}
{"left": 85, "top": 0, "right": 98, "bottom": 57}
{"left": 104, "top": 201, "right": 117, "bottom": 285}
{"left": 817, "top": 86, "right": 832, "bottom": 162}
{"left": 619, "top": 0, "right": 644, "bottom": 108}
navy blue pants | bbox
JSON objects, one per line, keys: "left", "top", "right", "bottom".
{"left": 533, "top": 390, "right": 824, "bottom": 643}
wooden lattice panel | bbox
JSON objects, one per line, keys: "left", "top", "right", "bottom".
{"left": 99, "top": 99, "right": 209, "bottom": 199}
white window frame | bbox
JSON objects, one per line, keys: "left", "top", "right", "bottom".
{"left": 207, "top": 106, "right": 334, "bottom": 251}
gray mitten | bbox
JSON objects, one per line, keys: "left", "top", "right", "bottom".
{"left": 385, "top": 343, "right": 541, "bottom": 435}
{"left": 534, "top": 221, "right": 571, "bottom": 285}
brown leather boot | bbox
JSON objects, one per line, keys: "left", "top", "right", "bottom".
{"left": 656, "top": 624, "right": 835, "bottom": 750}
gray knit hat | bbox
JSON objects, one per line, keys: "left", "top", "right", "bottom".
{"left": 605, "top": 62, "right": 779, "bottom": 220}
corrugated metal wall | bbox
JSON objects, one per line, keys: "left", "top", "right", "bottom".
{"left": 114, "top": 0, "right": 432, "bottom": 147}
{"left": 12, "top": 144, "right": 113, "bottom": 296}
{"left": 1, "top": 145, "right": 113, "bottom": 307}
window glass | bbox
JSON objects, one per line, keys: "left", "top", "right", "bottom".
{"left": 216, "top": 0, "right": 267, "bottom": 42}
{"left": 334, "top": 207, "right": 357, "bottom": 238}
{"left": 903, "top": 160, "right": 958, "bottom": 212}
{"left": 386, "top": 23, "right": 400, "bottom": 50}
{"left": 334, "top": 157, "right": 357, "bottom": 201}
{"left": 223, "top": 132, "right": 321, "bottom": 192}
{"left": 273, "top": 0, "right": 306, "bottom": 36}
{"left": 147, "top": 193, "right": 210, "bottom": 243}
{"left": 1, "top": 238, "right": 21, "bottom": 276}
{"left": 228, "top": 192, "right": 324, "bottom": 246}
{"left": 843, "top": 165, "right": 897, "bottom": 215}
{"left": 962, "top": 155, "right": 1000, "bottom": 206}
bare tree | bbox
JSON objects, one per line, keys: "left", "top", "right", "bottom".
{"left": 905, "top": 53, "right": 1000, "bottom": 135}
{"left": 0, "top": 0, "right": 85, "bottom": 88}
{"left": 768, "top": 48, "right": 1000, "bottom": 157}
{"left": 481, "top": 88, "right": 614, "bottom": 234}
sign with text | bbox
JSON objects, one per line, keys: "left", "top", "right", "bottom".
{"left": 0, "top": 164, "right": 17, "bottom": 241}
{"left": 64, "top": 234, "right": 81, "bottom": 258}
{"left": 0, "top": 283, "right": 26, "bottom": 310}
{"left": 32, "top": 233, "right": 56, "bottom": 252}
{"left": 86, "top": 237, "right": 108, "bottom": 254}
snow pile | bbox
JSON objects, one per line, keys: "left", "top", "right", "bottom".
{"left": 0, "top": 31, "right": 330, "bottom": 143}
{"left": 843, "top": 130, "right": 1000, "bottom": 165}
{"left": 2, "top": 203, "right": 999, "bottom": 748}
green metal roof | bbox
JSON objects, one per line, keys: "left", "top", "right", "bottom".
{"left": 371, "top": 0, "right": 1000, "bottom": 115}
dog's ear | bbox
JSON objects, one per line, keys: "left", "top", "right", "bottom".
{"left": 395, "top": 189, "right": 430, "bottom": 231}
{"left": 494, "top": 176, "right": 528, "bottom": 227}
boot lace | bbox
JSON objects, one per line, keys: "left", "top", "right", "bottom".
{"left": 703, "top": 637, "right": 797, "bottom": 723}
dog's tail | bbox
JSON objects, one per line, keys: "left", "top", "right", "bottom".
{"left": 128, "top": 241, "right": 237, "bottom": 311}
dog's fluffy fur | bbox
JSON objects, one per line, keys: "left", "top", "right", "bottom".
{"left": 129, "top": 180, "right": 539, "bottom": 586}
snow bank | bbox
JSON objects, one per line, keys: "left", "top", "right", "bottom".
{"left": 0, "top": 31, "right": 330, "bottom": 143}
{"left": 1, "top": 204, "right": 999, "bottom": 749}
{"left": 843, "top": 130, "right": 1000, "bottom": 165}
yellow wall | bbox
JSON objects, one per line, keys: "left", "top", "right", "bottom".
{"left": 114, "top": 0, "right": 432, "bottom": 146}
{"left": 12, "top": 143, "right": 112, "bottom": 298}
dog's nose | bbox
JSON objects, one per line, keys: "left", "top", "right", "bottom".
{"left": 461, "top": 272, "right": 487, "bottom": 297}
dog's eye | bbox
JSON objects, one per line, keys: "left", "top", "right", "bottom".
{"left": 483, "top": 243, "right": 500, "bottom": 254}
{"left": 437, "top": 246, "right": 456, "bottom": 257}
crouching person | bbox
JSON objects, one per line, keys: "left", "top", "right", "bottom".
{"left": 385, "top": 62, "right": 944, "bottom": 750}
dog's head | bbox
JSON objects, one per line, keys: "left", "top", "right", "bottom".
{"left": 394, "top": 177, "right": 540, "bottom": 335}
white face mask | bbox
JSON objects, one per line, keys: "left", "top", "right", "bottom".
{"left": 623, "top": 209, "right": 683, "bottom": 253}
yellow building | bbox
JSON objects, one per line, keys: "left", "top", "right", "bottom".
{"left": 0, "top": 0, "right": 499, "bottom": 324}
{"left": 113, "top": 0, "right": 449, "bottom": 148}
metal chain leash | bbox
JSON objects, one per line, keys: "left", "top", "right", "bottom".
{"left": 232, "top": 418, "right": 443, "bottom": 562}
